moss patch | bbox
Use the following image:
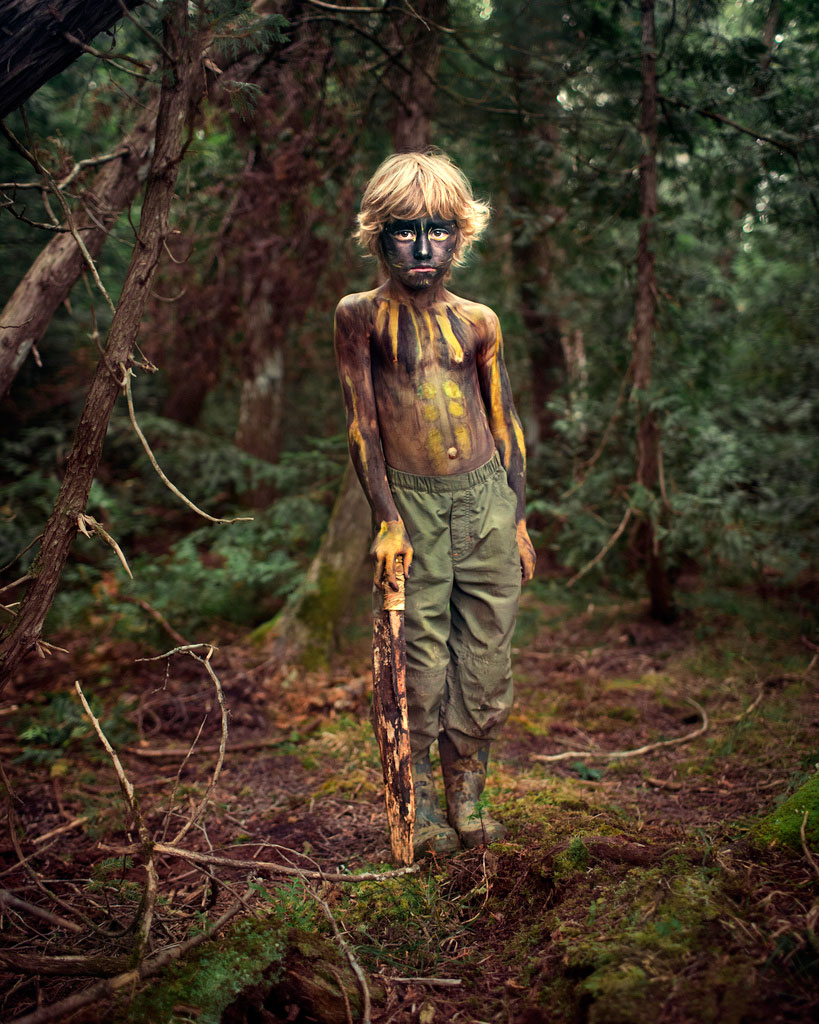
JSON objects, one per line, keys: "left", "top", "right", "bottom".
{"left": 752, "top": 772, "right": 819, "bottom": 851}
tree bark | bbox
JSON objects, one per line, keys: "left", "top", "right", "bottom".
{"left": 0, "top": 102, "right": 157, "bottom": 399}
{"left": 386, "top": 0, "right": 448, "bottom": 151}
{"left": 0, "top": 0, "right": 144, "bottom": 119}
{"left": 265, "top": 461, "right": 371, "bottom": 669}
{"left": 0, "top": 0, "right": 209, "bottom": 685}
{"left": 633, "top": 0, "right": 675, "bottom": 623}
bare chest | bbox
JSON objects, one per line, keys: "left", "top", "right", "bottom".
{"left": 369, "top": 299, "right": 481, "bottom": 378}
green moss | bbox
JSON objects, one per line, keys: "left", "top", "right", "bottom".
{"left": 120, "top": 914, "right": 288, "bottom": 1024}
{"left": 752, "top": 771, "right": 819, "bottom": 851}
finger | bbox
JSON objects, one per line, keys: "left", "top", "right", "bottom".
{"left": 385, "top": 552, "right": 398, "bottom": 592}
{"left": 373, "top": 553, "right": 385, "bottom": 588}
{"left": 404, "top": 547, "right": 414, "bottom": 578}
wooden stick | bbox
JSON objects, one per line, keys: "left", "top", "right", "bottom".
{"left": 371, "top": 557, "right": 415, "bottom": 866}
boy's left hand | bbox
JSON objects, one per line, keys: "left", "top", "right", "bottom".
{"left": 516, "top": 520, "right": 536, "bottom": 583}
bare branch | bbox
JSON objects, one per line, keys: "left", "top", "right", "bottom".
{"left": 77, "top": 513, "right": 133, "bottom": 578}
{"left": 0, "top": 889, "right": 83, "bottom": 935}
{"left": 123, "top": 368, "right": 253, "bottom": 525}
{"left": 566, "top": 506, "right": 633, "bottom": 588}
{"left": 104, "top": 841, "right": 421, "bottom": 883}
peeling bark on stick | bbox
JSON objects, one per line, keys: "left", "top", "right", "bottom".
{"left": 0, "top": 0, "right": 209, "bottom": 685}
{"left": 0, "top": 103, "right": 157, "bottom": 399}
{"left": 371, "top": 560, "right": 414, "bottom": 866}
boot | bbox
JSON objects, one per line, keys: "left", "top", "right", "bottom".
{"left": 412, "top": 749, "right": 460, "bottom": 859}
{"left": 439, "top": 734, "right": 508, "bottom": 849}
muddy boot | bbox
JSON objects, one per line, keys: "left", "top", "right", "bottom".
{"left": 439, "top": 734, "right": 508, "bottom": 849}
{"left": 412, "top": 750, "right": 460, "bottom": 859}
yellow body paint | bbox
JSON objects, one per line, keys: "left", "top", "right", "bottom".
{"left": 343, "top": 372, "right": 368, "bottom": 473}
{"left": 454, "top": 424, "right": 472, "bottom": 456}
{"left": 436, "top": 312, "right": 464, "bottom": 362}
{"left": 443, "top": 380, "right": 462, "bottom": 398}
{"left": 388, "top": 301, "right": 400, "bottom": 363}
{"left": 427, "top": 426, "right": 446, "bottom": 464}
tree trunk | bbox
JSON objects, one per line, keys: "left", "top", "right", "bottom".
{"left": 0, "top": 0, "right": 209, "bottom": 685}
{"left": 0, "top": 0, "right": 144, "bottom": 119}
{"left": 633, "top": 0, "right": 675, "bottom": 623}
{"left": 0, "top": 103, "right": 157, "bottom": 399}
{"left": 265, "top": 461, "right": 371, "bottom": 669}
{"left": 387, "top": 0, "right": 448, "bottom": 152}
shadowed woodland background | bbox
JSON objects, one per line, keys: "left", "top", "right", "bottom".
{"left": 0, "top": 1, "right": 818, "bottom": 1023}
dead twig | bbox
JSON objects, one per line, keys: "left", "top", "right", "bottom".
{"left": 118, "top": 594, "right": 189, "bottom": 646}
{"left": 74, "top": 681, "right": 157, "bottom": 961}
{"left": 0, "top": 889, "right": 83, "bottom": 934}
{"left": 138, "top": 644, "right": 228, "bottom": 847}
{"left": 123, "top": 368, "right": 252, "bottom": 525}
{"left": 77, "top": 513, "right": 133, "bottom": 578}
{"left": 303, "top": 883, "right": 372, "bottom": 1024}
{"left": 566, "top": 506, "right": 633, "bottom": 588}
{"left": 532, "top": 696, "right": 709, "bottom": 763}
{"left": 385, "top": 976, "right": 463, "bottom": 987}
{"left": 801, "top": 811, "right": 819, "bottom": 882}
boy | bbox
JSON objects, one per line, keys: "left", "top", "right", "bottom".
{"left": 334, "top": 151, "right": 535, "bottom": 857}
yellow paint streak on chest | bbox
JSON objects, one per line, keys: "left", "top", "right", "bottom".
{"left": 388, "top": 301, "right": 400, "bottom": 363}
{"left": 375, "top": 302, "right": 389, "bottom": 338}
{"left": 436, "top": 312, "right": 464, "bottom": 363}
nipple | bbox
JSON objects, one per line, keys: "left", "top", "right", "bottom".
{"left": 447, "top": 446, "right": 458, "bottom": 459}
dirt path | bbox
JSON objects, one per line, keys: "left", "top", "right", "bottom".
{"left": 1, "top": 584, "right": 817, "bottom": 1023}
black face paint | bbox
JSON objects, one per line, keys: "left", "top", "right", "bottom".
{"left": 380, "top": 216, "right": 459, "bottom": 291}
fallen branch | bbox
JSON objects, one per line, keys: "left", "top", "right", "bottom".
{"left": 532, "top": 696, "right": 708, "bottom": 763}
{"left": 0, "top": 888, "right": 83, "bottom": 934}
{"left": 386, "top": 976, "right": 462, "bottom": 987}
{"left": 103, "top": 841, "right": 420, "bottom": 884}
{"left": 0, "top": 951, "right": 129, "bottom": 977}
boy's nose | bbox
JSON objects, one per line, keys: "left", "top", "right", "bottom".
{"left": 413, "top": 229, "right": 431, "bottom": 260}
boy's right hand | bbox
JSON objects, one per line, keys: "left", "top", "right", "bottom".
{"left": 371, "top": 519, "right": 414, "bottom": 592}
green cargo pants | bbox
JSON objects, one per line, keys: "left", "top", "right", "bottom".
{"left": 379, "top": 452, "right": 522, "bottom": 758}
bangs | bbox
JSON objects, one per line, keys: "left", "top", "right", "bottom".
{"left": 356, "top": 151, "right": 490, "bottom": 266}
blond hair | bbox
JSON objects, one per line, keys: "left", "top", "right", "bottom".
{"left": 356, "top": 151, "right": 490, "bottom": 267}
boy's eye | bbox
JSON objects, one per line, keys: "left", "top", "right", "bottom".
{"left": 392, "top": 228, "right": 415, "bottom": 240}
{"left": 429, "top": 227, "right": 451, "bottom": 240}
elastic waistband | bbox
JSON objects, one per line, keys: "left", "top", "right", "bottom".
{"left": 386, "top": 451, "right": 502, "bottom": 493}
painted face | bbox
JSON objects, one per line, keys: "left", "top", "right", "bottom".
{"left": 380, "top": 215, "right": 459, "bottom": 291}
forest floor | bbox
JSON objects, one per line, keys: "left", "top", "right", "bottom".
{"left": 1, "top": 578, "right": 818, "bottom": 1024}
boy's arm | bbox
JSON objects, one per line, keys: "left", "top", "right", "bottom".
{"left": 334, "top": 296, "right": 413, "bottom": 589}
{"left": 476, "top": 309, "right": 536, "bottom": 583}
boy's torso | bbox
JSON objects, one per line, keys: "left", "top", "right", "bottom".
{"left": 340, "top": 283, "right": 498, "bottom": 477}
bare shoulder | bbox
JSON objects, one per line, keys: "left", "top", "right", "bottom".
{"left": 445, "top": 292, "right": 500, "bottom": 340}
{"left": 335, "top": 287, "right": 380, "bottom": 326}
